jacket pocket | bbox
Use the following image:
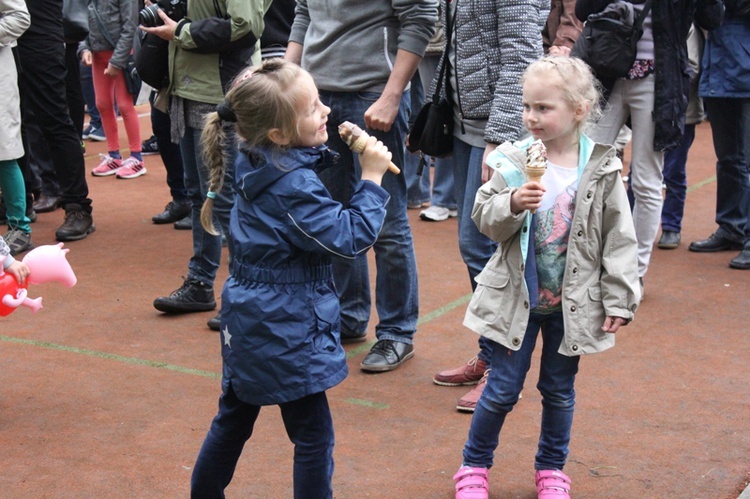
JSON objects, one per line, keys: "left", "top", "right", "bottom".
{"left": 312, "top": 291, "right": 340, "bottom": 353}
{"left": 469, "top": 268, "right": 511, "bottom": 323}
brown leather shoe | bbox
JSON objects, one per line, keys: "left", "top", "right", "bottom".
{"left": 33, "top": 194, "right": 62, "bottom": 213}
{"left": 55, "top": 204, "right": 95, "bottom": 241}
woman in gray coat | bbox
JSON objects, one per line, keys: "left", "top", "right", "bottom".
{"left": 0, "top": 0, "right": 31, "bottom": 255}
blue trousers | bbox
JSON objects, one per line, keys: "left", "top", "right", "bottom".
{"left": 191, "top": 384, "right": 334, "bottom": 498}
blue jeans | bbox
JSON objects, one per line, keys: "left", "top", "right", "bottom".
{"left": 317, "top": 90, "right": 418, "bottom": 342}
{"left": 704, "top": 97, "right": 750, "bottom": 247}
{"left": 80, "top": 62, "right": 102, "bottom": 129}
{"left": 462, "top": 312, "right": 580, "bottom": 471}
{"left": 181, "top": 123, "right": 235, "bottom": 286}
{"left": 660, "top": 124, "right": 695, "bottom": 232}
{"left": 451, "top": 138, "right": 498, "bottom": 363}
{"left": 191, "top": 383, "right": 334, "bottom": 499}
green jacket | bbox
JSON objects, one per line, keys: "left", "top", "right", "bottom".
{"left": 463, "top": 135, "right": 640, "bottom": 356}
{"left": 169, "top": 0, "right": 271, "bottom": 104}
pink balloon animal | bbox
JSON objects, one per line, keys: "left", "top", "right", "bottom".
{"left": 0, "top": 243, "right": 77, "bottom": 316}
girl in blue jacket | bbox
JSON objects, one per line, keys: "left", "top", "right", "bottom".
{"left": 190, "top": 59, "right": 393, "bottom": 498}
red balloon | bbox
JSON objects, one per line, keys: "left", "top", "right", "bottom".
{"left": 0, "top": 273, "right": 28, "bottom": 317}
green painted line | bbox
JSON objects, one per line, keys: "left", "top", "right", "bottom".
{"left": 0, "top": 335, "right": 220, "bottom": 379}
{"left": 345, "top": 398, "right": 389, "bottom": 409}
{"left": 687, "top": 175, "right": 716, "bottom": 193}
{"left": 345, "top": 293, "right": 473, "bottom": 359}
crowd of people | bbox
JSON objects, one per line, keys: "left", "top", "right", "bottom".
{"left": 1, "top": 0, "right": 748, "bottom": 497}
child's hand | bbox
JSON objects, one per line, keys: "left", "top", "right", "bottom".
{"left": 359, "top": 136, "right": 392, "bottom": 185}
{"left": 510, "top": 181, "right": 546, "bottom": 214}
{"left": 6, "top": 261, "right": 30, "bottom": 286}
{"left": 601, "top": 316, "right": 628, "bottom": 333}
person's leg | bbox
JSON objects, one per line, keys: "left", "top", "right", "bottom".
{"left": 280, "top": 392, "right": 335, "bottom": 499}
{"left": 91, "top": 51, "right": 121, "bottom": 155}
{"left": 703, "top": 97, "right": 750, "bottom": 244}
{"left": 151, "top": 93, "right": 188, "bottom": 202}
{"left": 534, "top": 312, "right": 580, "bottom": 471}
{"left": 190, "top": 382, "right": 260, "bottom": 498}
{"left": 65, "top": 42, "right": 85, "bottom": 137}
{"left": 405, "top": 72, "right": 430, "bottom": 208}
{"left": 16, "top": 29, "right": 93, "bottom": 241}
{"left": 80, "top": 62, "right": 103, "bottom": 133}
{"left": 451, "top": 138, "right": 498, "bottom": 365}
{"left": 461, "top": 314, "right": 542, "bottom": 468}
{"left": 429, "top": 156, "right": 457, "bottom": 210}
{"left": 661, "top": 124, "right": 694, "bottom": 234}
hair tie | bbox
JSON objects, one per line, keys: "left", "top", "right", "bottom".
{"left": 216, "top": 101, "right": 237, "bottom": 122}
{"left": 206, "top": 191, "right": 217, "bottom": 200}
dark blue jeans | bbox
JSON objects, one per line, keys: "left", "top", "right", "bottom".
{"left": 150, "top": 92, "right": 188, "bottom": 202}
{"left": 661, "top": 124, "right": 695, "bottom": 232}
{"left": 704, "top": 97, "right": 750, "bottom": 247}
{"left": 181, "top": 122, "right": 235, "bottom": 286}
{"left": 462, "top": 312, "right": 580, "bottom": 471}
{"left": 317, "top": 90, "right": 418, "bottom": 342}
{"left": 191, "top": 384, "right": 334, "bottom": 498}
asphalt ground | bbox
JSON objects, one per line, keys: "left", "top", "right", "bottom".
{"left": 1, "top": 108, "right": 748, "bottom": 498}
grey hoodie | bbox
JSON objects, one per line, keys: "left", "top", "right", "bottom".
{"left": 289, "top": 0, "right": 437, "bottom": 93}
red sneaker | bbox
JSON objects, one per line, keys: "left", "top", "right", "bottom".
{"left": 456, "top": 370, "right": 490, "bottom": 412}
{"left": 433, "top": 357, "right": 488, "bottom": 386}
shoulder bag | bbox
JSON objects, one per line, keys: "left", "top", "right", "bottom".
{"left": 571, "top": 0, "right": 652, "bottom": 79}
{"left": 406, "top": 0, "right": 454, "bottom": 159}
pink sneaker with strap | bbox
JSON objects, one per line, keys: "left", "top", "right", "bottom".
{"left": 116, "top": 157, "right": 147, "bottom": 179}
{"left": 453, "top": 466, "right": 489, "bottom": 499}
{"left": 535, "top": 469, "right": 571, "bottom": 498}
{"left": 91, "top": 154, "right": 122, "bottom": 176}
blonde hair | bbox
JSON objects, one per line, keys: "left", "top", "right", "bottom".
{"left": 522, "top": 56, "right": 603, "bottom": 137}
{"left": 200, "top": 59, "right": 308, "bottom": 235}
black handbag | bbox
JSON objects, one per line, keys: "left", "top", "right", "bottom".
{"left": 407, "top": 1, "right": 454, "bottom": 159}
{"left": 135, "top": 31, "right": 170, "bottom": 89}
{"left": 92, "top": 0, "right": 142, "bottom": 104}
{"left": 571, "top": 0, "right": 652, "bottom": 79}
{"left": 63, "top": 0, "right": 89, "bottom": 43}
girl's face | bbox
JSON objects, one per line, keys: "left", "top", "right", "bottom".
{"left": 522, "top": 74, "right": 585, "bottom": 149}
{"left": 294, "top": 72, "right": 331, "bottom": 148}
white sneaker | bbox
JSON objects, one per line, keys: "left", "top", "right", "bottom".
{"left": 420, "top": 205, "right": 457, "bottom": 222}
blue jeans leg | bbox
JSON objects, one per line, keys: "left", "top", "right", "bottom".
{"left": 430, "top": 156, "right": 457, "bottom": 209}
{"left": 191, "top": 385, "right": 335, "bottom": 499}
{"left": 451, "top": 138, "right": 497, "bottom": 363}
{"left": 704, "top": 97, "right": 750, "bottom": 245}
{"left": 462, "top": 312, "right": 579, "bottom": 471}
{"left": 318, "top": 91, "right": 418, "bottom": 342}
{"left": 80, "top": 62, "right": 102, "bottom": 129}
{"left": 661, "top": 124, "right": 693, "bottom": 232}
{"left": 405, "top": 72, "right": 431, "bottom": 206}
{"left": 181, "top": 124, "right": 235, "bottom": 286}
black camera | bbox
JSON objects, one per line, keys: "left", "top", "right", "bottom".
{"left": 139, "top": 0, "right": 187, "bottom": 27}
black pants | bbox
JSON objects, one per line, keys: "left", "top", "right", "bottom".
{"left": 16, "top": 14, "right": 91, "bottom": 212}
{"left": 150, "top": 91, "right": 189, "bottom": 202}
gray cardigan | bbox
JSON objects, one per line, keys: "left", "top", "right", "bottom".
{"left": 289, "top": 0, "right": 437, "bottom": 93}
{"left": 79, "top": 0, "right": 137, "bottom": 71}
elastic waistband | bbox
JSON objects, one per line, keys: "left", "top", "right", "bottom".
{"left": 231, "top": 261, "right": 333, "bottom": 284}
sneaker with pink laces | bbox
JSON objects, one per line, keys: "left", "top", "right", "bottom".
{"left": 535, "top": 469, "right": 571, "bottom": 498}
{"left": 454, "top": 466, "right": 489, "bottom": 499}
{"left": 116, "top": 157, "right": 147, "bottom": 179}
{"left": 91, "top": 154, "right": 122, "bottom": 176}
{"left": 434, "top": 357, "right": 488, "bottom": 386}
{"left": 456, "top": 369, "right": 490, "bottom": 412}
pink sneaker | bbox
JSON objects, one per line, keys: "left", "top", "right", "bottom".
{"left": 434, "top": 357, "right": 488, "bottom": 386}
{"left": 535, "top": 469, "right": 571, "bottom": 498}
{"left": 454, "top": 466, "right": 489, "bottom": 499}
{"left": 91, "top": 154, "right": 122, "bottom": 176}
{"left": 116, "top": 157, "right": 147, "bottom": 179}
{"left": 456, "top": 369, "right": 490, "bottom": 412}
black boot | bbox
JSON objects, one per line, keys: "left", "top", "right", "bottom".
{"left": 152, "top": 200, "right": 191, "bottom": 224}
{"left": 55, "top": 204, "right": 95, "bottom": 241}
{"left": 153, "top": 277, "right": 217, "bottom": 313}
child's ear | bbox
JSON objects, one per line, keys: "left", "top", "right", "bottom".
{"left": 574, "top": 102, "right": 590, "bottom": 122}
{"left": 268, "top": 128, "right": 291, "bottom": 146}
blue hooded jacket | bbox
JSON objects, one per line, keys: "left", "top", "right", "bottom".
{"left": 221, "top": 145, "right": 389, "bottom": 405}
